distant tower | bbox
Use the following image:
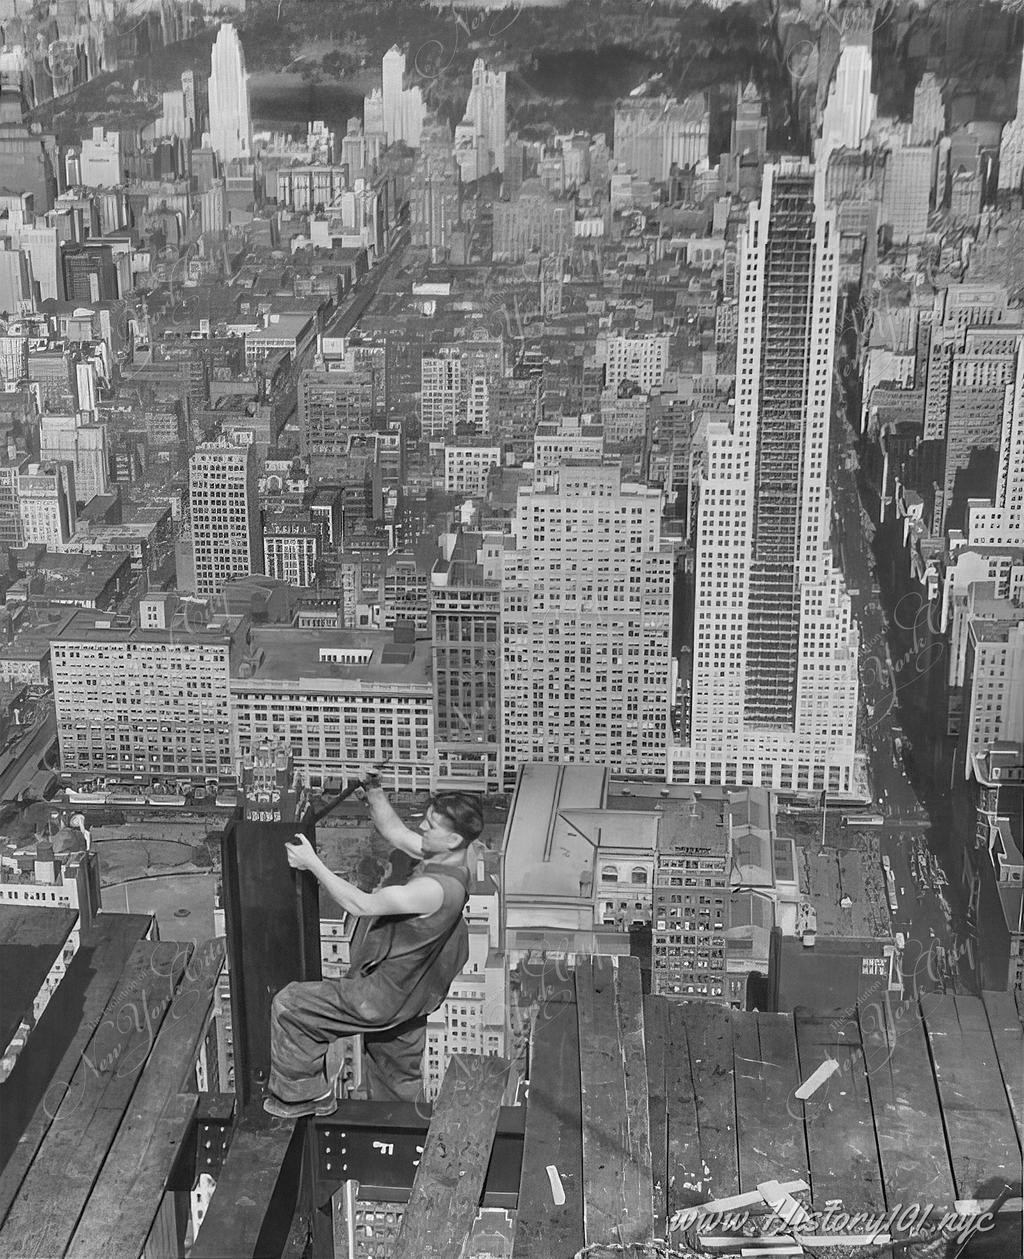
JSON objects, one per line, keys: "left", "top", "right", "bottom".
{"left": 382, "top": 46, "right": 406, "bottom": 146}
{"left": 208, "top": 24, "right": 252, "bottom": 165}
{"left": 817, "top": 30, "right": 876, "bottom": 162}
{"left": 454, "top": 58, "right": 506, "bottom": 183}
{"left": 998, "top": 43, "right": 1024, "bottom": 191}
{"left": 911, "top": 72, "right": 945, "bottom": 144}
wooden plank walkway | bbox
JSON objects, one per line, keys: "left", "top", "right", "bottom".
{"left": 0, "top": 939, "right": 188, "bottom": 1258}
{"left": 794, "top": 1010, "right": 883, "bottom": 1210}
{"left": 513, "top": 997, "right": 584, "bottom": 1258}
{"left": 922, "top": 994, "right": 1022, "bottom": 1199}
{"left": 665, "top": 1001, "right": 703, "bottom": 1214}
{"left": 981, "top": 990, "right": 1024, "bottom": 1151}
{"left": 733, "top": 1012, "right": 808, "bottom": 1191}
{"left": 642, "top": 995, "right": 668, "bottom": 1238}
{"left": 575, "top": 956, "right": 653, "bottom": 1246}
{"left": 65, "top": 939, "right": 226, "bottom": 1259}
{"left": 686, "top": 1002, "right": 738, "bottom": 1200}
{"left": 0, "top": 912, "right": 153, "bottom": 1219}
{"left": 190, "top": 1122, "right": 306, "bottom": 1259}
{"left": 859, "top": 998, "right": 956, "bottom": 1207}
{"left": 393, "top": 1054, "right": 510, "bottom": 1259}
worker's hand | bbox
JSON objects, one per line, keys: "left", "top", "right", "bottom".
{"left": 354, "top": 769, "right": 383, "bottom": 801}
{"left": 285, "top": 833, "right": 319, "bottom": 873}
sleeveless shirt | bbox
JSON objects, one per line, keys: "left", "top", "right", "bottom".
{"left": 348, "top": 861, "right": 470, "bottom": 1024}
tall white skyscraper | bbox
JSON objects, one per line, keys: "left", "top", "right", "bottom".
{"left": 817, "top": 40, "right": 876, "bottom": 162}
{"left": 378, "top": 46, "right": 425, "bottom": 149}
{"left": 682, "top": 160, "right": 859, "bottom": 795}
{"left": 382, "top": 46, "right": 405, "bottom": 146}
{"left": 966, "top": 343, "right": 1024, "bottom": 547}
{"left": 189, "top": 441, "right": 262, "bottom": 597}
{"left": 500, "top": 463, "right": 674, "bottom": 788}
{"left": 998, "top": 42, "right": 1024, "bottom": 191}
{"left": 208, "top": 24, "right": 252, "bottom": 165}
{"left": 454, "top": 58, "right": 506, "bottom": 183}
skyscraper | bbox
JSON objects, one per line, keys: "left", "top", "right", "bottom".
{"left": 683, "top": 160, "right": 859, "bottom": 795}
{"left": 817, "top": 38, "right": 876, "bottom": 163}
{"left": 998, "top": 42, "right": 1024, "bottom": 191}
{"left": 613, "top": 94, "right": 710, "bottom": 182}
{"left": 382, "top": 46, "right": 406, "bottom": 147}
{"left": 500, "top": 463, "right": 674, "bottom": 788}
{"left": 911, "top": 72, "right": 945, "bottom": 145}
{"left": 454, "top": 58, "right": 506, "bottom": 184}
{"left": 208, "top": 24, "right": 252, "bottom": 166}
{"left": 410, "top": 116, "right": 462, "bottom": 258}
{"left": 378, "top": 46, "right": 425, "bottom": 149}
{"left": 189, "top": 441, "right": 262, "bottom": 598}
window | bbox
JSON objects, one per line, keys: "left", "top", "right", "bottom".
{"left": 631, "top": 867, "right": 648, "bottom": 885}
{"left": 600, "top": 866, "right": 617, "bottom": 884}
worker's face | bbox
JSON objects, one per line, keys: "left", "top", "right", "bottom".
{"left": 418, "top": 805, "right": 462, "bottom": 855}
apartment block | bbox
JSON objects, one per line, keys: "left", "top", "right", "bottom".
{"left": 500, "top": 464, "right": 673, "bottom": 786}
{"left": 189, "top": 441, "right": 262, "bottom": 598}
{"left": 443, "top": 444, "right": 500, "bottom": 496}
{"left": 52, "top": 609, "right": 244, "bottom": 789}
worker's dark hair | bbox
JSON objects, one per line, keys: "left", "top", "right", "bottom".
{"left": 430, "top": 792, "right": 485, "bottom": 847}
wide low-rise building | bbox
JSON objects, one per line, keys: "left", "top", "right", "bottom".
{"left": 51, "top": 608, "right": 246, "bottom": 790}
{"left": 230, "top": 625, "right": 434, "bottom": 792}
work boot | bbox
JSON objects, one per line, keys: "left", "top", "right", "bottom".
{"left": 262, "top": 1089, "right": 337, "bottom": 1119}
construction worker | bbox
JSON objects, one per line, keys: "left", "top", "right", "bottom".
{"left": 263, "top": 777, "right": 482, "bottom": 1118}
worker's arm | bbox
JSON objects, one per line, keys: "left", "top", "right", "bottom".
{"left": 284, "top": 834, "right": 442, "bottom": 917}
{"left": 361, "top": 783, "right": 424, "bottom": 859}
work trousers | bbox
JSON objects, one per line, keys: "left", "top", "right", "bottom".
{"left": 268, "top": 978, "right": 427, "bottom": 1104}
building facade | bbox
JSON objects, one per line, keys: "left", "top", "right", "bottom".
{"left": 500, "top": 464, "right": 674, "bottom": 786}
{"left": 683, "top": 160, "right": 859, "bottom": 794}
{"left": 52, "top": 610, "right": 242, "bottom": 788}
{"left": 189, "top": 441, "right": 262, "bottom": 598}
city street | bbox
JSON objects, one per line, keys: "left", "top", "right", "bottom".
{"left": 829, "top": 365, "right": 975, "bottom": 994}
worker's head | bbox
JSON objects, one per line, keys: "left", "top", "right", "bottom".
{"left": 419, "top": 792, "right": 485, "bottom": 855}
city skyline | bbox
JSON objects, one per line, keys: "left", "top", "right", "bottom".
{"left": 0, "top": 1, "right": 1021, "bottom": 1252}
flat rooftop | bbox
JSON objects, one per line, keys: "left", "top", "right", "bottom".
{"left": 53, "top": 607, "right": 242, "bottom": 645}
{"left": 235, "top": 627, "right": 432, "bottom": 687}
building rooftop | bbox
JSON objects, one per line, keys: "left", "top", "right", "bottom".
{"left": 235, "top": 627, "right": 432, "bottom": 687}
{"left": 53, "top": 606, "right": 243, "bottom": 645}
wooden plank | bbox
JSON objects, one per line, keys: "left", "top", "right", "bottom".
{"left": 0, "top": 939, "right": 188, "bottom": 1258}
{"left": 643, "top": 995, "right": 668, "bottom": 1239}
{"left": 859, "top": 997, "right": 956, "bottom": 1207}
{"left": 0, "top": 905, "right": 78, "bottom": 1052}
{"left": 0, "top": 912, "right": 152, "bottom": 1221}
{"left": 392, "top": 1054, "right": 510, "bottom": 1259}
{"left": 576, "top": 955, "right": 637, "bottom": 1245}
{"left": 190, "top": 1121, "right": 304, "bottom": 1259}
{"left": 733, "top": 1012, "right": 807, "bottom": 1191}
{"left": 685, "top": 1001, "right": 738, "bottom": 1200}
{"left": 65, "top": 939, "right": 226, "bottom": 1259}
{"left": 67, "top": 1094, "right": 197, "bottom": 1259}
{"left": 922, "top": 994, "right": 1022, "bottom": 1198}
{"left": 616, "top": 957, "right": 654, "bottom": 1242}
{"left": 665, "top": 1001, "right": 704, "bottom": 1214}
{"left": 513, "top": 994, "right": 584, "bottom": 1258}
{"left": 982, "top": 990, "right": 1024, "bottom": 1147}
{"left": 793, "top": 1010, "right": 883, "bottom": 1210}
